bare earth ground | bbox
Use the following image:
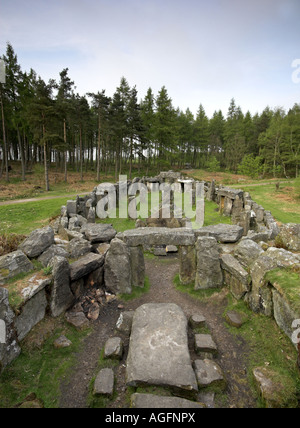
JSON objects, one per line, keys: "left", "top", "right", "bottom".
{"left": 58, "top": 255, "right": 257, "bottom": 409}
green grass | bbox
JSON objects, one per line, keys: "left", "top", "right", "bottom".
{"left": 119, "top": 276, "right": 151, "bottom": 301}
{"left": 238, "top": 183, "right": 300, "bottom": 224}
{"left": 173, "top": 273, "right": 222, "bottom": 300}
{"left": 0, "top": 198, "right": 67, "bottom": 235}
{"left": 87, "top": 347, "right": 119, "bottom": 408}
{"left": 204, "top": 200, "right": 232, "bottom": 227}
{"left": 265, "top": 268, "right": 300, "bottom": 313}
{"left": 223, "top": 295, "right": 300, "bottom": 408}
{"left": 0, "top": 317, "right": 91, "bottom": 408}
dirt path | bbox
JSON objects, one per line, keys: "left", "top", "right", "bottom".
{"left": 59, "top": 256, "right": 257, "bottom": 408}
{"left": 0, "top": 193, "right": 90, "bottom": 206}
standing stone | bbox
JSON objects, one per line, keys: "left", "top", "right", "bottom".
{"left": 15, "top": 290, "right": 48, "bottom": 341}
{"left": 207, "top": 179, "right": 215, "bottom": 201}
{"left": 179, "top": 245, "right": 196, "bottom": 285}
{"left": 19, "top": 226, "right": 55, "bottom": 258}
{"left": 104, "top": 238, "right": 132, "bottom": 295}
{"left": 49, "top": 256, "right": 74, "bottom": 318}
{"left": 129, "top": 246, "right": 145, "bottom": 288}
{"left": 126, "top": 303, "right": 198, "bottom": 398}
{"left": 0, "top": 287, "right": 21, "bottom": 371}
{"left": 195, "top": 237, "right": 223, "bottom": 290}
{"left": 67, "top": 200, "right": 77, "bottom": 216}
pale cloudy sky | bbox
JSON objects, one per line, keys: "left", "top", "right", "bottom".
{"left": 1, "top": 0, "right": 300, "bottom": 118}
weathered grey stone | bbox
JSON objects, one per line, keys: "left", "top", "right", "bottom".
{"left": 49, "top": 256, "right": 74, "bottom": 317}
{"left": 122, "top": 227, "right": 196, "bottom": 247}
{"left": 221, "top": 254, "right": 251, "bottom": 300}
{"left": 87, "top": 207, "right": 96, "bottom": 224}
{"left": 179, "top": 245, "right": 196, "bottom": 285}
{"left": 38, "top": 244, "right": 68, "bottom": 267}
{"left": 130, "top": 246, "right": 145, "bottom": 288}
{"left": 248, "top": 255, "right": 278, "bottom": 315}
{"left": 68, "top": 238, "right": 92, "bottom": 259}
{"left": 265, "top": 247, "right": 300, "bottom": 269}
{"left": 194, "top": 334, "right": 218, "bottom": 358}
{"left": 54, "top": 335, "right": 72, "bottom": 349}
{"left": 194, "top": 224, "right": 244, "bottom": 243}
{"left": 276, "top": 223, "right": 300, "bottom": 251}
{"left": 20, "top": 274, "right": 51, "bottom": 302}
{"left": 234, "top": 239, "right": 264, "bottom": 268}
{"left": 104, "top": 337, "right": 123, "bottom": 359}
{"left": 253, "top": 367, "right": 297, "bottom": 408}
{"left": 65, "top": 310, "right": 89, "bottom": 330}
{"left": 0, "top": 287, "right": 21, "bottom": 371}
{"left": 67, "top": 200, "right": 77, "bottom": 216}
{"left": 244, "top": 229, "right": 270, "bottom": 243}
{"left": 115, "top": 311, "right": 134, "bottom": 336}
{"left": 15, "top": 289, "right": 47, "bottom": 341}
{"left": 271, "top": 288, "right": 300, "bottom": 343}
{"left": 19, "top": 226, "right": 55, "bottom": 258}
{"left": 81, "top": 223, "right": 117, "bottom": 243}
{"left": 195, "top": 237, "right": 223, "bottom": 290}
{"left": 207, "top": 179, "right": 216, "bottom": 202}
{"left": 193, "top": 359, "right": 226, "bottom": 390}
{"left": 131, "top": 393, "right": 205, "bottom": 408}
{"left": 153, "top": 246, "right": 167, "bottom": 256}
{"left": 224, "top": 310, "right": 246, "bottom": 328}
{"left": 189, "top": 313, "right": 206, "bottom": 329}
{"left": 104, "top": 238, "right": 132, "bottom": 295}
{"left": 218, "top": 187, "right": 244, "bottom": 200}
{"left": 70, "top": 253, "right": 105, "bottom": 282}
{"left": 93, "top": 368, "right": 114, "bottom": 397}
{"left": 0, "top": 250, "right": 34, "bottom": 285}
{"left": 126, "top": 303, "right": 198, "bottom": 397}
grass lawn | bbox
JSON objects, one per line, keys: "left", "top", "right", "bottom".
{"left": 238, "top": 183, "right": 300, "bottom": 224}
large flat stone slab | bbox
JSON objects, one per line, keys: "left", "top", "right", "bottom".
{"left": 121, "top": 227, "right": 196, "bottom": 247}
{"left": 194, "top": 224, "right": 244, "bottom": 243}
{"left": 69, "top": 253, "right": 104, "bottom": 281}
{"left": 131, "top": 393, "right": 205, "bottom": 408}
{"left": 126, "top": 303, "right": 198, "bottom": 397}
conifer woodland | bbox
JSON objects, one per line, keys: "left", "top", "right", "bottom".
{"left": 1, "top": 43, "right": 300, "bottom": 188}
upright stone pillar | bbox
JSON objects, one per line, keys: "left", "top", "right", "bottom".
{"left": 195, "top": 237, "right": 223, "bottom": 290}
{"left": 179, "top": 246, "right": 196, "bottom": 285}
{"left": 104, "top": 238, "right": 132, "bottom": 295}
{"left": 130, "top": 246, "right": 145, "bottom": 288}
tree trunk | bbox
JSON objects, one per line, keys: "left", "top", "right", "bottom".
{"left": 97, "top": 110, "right": 101, "bottom": 181}
{"left": 0, "top": 84, "right": 9, "bottom": 182}
{"left": 80, "top": 125, "right": 83, "bottom": 182}
{"left": 64, "top": 118, "right": 68, "bottom": 182}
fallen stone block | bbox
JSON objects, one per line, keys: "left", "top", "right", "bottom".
{"left": 0, "top": 250, "right": 34, "bottom": 285}
{"left": 221, "top": 254, "right": 251, "bottom": 300}
{"left": 19, "top": 226, "right": 54, "bottom": 258}
{"left": 193, "top": 359, "right": 226, "bottom": 390}
{"left": 93, "top": 368, "right": 114, "bottom": 397}
{"left": 104, "top": 337, "right": 123, "bottom": 360}
{"left": 81, "top": 224, "right": 117, "bottom": 243}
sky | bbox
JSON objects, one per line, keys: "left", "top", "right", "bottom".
{"left": 0, "top": 0, "right": 300, "bottom": 118}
